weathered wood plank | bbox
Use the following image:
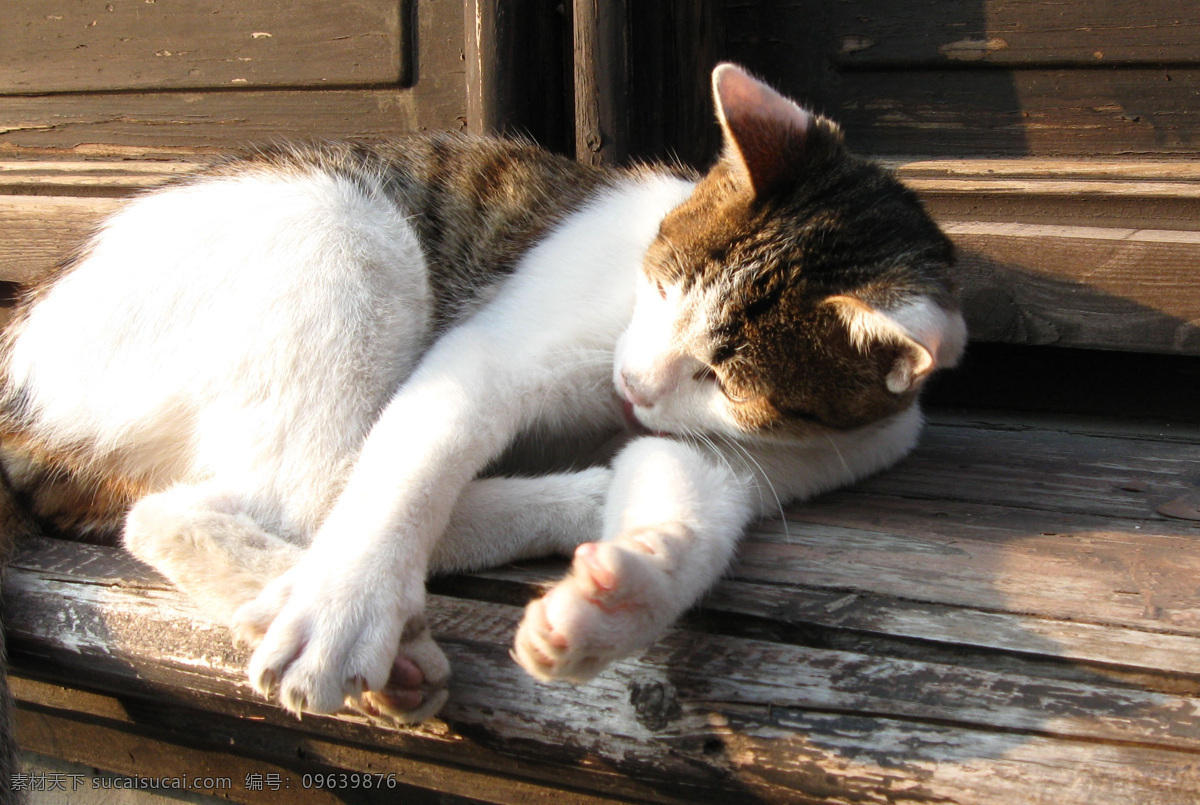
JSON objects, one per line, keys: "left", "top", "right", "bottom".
{"left": 0, "top": 195, "right": 125, "bottom": 283}
{"left": 9, "top": 537, "right": 1200, "bottom": 803}
{"left": 832, "top": 68, "right": 1200, "bottom": 156}
{"left": 0, "top": 159, "right": 200, "bottom": 194}
{"left": 573, "top": 0, "right": 629, "bottom": 165}
{"left": 473, "top": 556, "right": 1200, "bottom": 690}
{"left": 892, "top": 158, "right": 1200, "bottom": 231}
{"left": 7, "top": 158, "right": 1200, "bottom": 355}
{"left": 741, "top": 500, "right": 1200, "bottom": 636}
{"left": 0, "top": 0, "right": 467, "bottom": 150}
{"left": 20, "top": 540, "right": 1188, "bottom": 758}
{"left": 832, "top": 1, "right": 1200, "bottom": 68}
{"left": 951, "top": 223, "right": 1200, "bottom": 352}
{"left": 15, "top": 688, "right": 350, "bottom": 805}
{"left": 0, "top": 88, "right": 462, "bottom": 152}
{"left": 14, "top": 679, "right": 630, "bottom": 805}
{"left": 471, "top": 462, "right": 1200, "bottom": 679}
{"left": 706, "top": 577, "right": 1200, "bottom": 680}
{"left": 9, "top": 409, "right": 1200, "bottom": 801}
{"left": 894, "top": 159, "right": 1200, "bottom": 182}
{"left": 726, "top": 2, "right": 1200, "bottom": 158}
{"left": 864, "top": 419, "right": 1200, "bottom": 519}
{"left": 2, "top": 0, "right": 405, "bottom": 94}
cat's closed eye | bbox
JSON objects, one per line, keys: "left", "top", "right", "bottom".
{"left": 719, "top": 379, "right": 750, "bottom": 405}
{"left": 694, "top": 365, "right": 750, "bottom": 404}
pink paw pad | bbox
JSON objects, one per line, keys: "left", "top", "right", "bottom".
{"left": 574, "top": 542, "right": 616, "bottom": 594}
{"left": 513, "top": 531, "right": 683, "bottom": 683}
{"left": 370, "top": 656, "right": 427, "bottom": 713}
{"left": 350, "top": 653, "right": 451, "bottom": 725}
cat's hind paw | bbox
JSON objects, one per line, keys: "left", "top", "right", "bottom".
{"left": 346, "top": 640, "right": 451, "bottom": 726}
{"left": 512, "top": 530, "right": 681, "bottom": 683}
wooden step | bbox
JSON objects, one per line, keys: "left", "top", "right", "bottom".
{"left": 3, "top": 155, "right": 1200, "bottom": 355}
{"left": 7, "top": 411, "right": 1200, "bottom": 803}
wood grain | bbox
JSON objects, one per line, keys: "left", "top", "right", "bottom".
{"left": 15, "top": 693, "right": 349, "bottom": 805}
{"left": 9, "top": 540, "right": 1200, "bottom": 803}
{"left": 950, "top": 223, "right": 1200, "bottom": 353}
{"left": 726, "top": 2, "right": 1200, "bottom": 157}
{"left": 0, "top": 195, "right": 124, "bottom": 283}
{"left": 831, "top": 1, "right": 1200, "bottom": 68}
{"left": 0, "top": 88, "right": 457, "bottom": 151}
{"left": 573, "top": 0, "right": 629, "bottom": 165}
{"left": 834, "top": 68, "right": 1200, "bottom": 157}
{"left": 2, "top": 0, "right": 405, "bottom": 94}
{"left": 892, "top": 157, "right": 1200, "bottom": 231}
{"left": 6, "top": 159, "right": 1200, "bottom": 354}
{"left": 9, "top": 414, "right": 1200, "bottom": 802}
{"left": 0, "top": 0, "right": 468, "bottom": 151}
{"left": 469, "top": 415, "right": 1200, "bottom": 676}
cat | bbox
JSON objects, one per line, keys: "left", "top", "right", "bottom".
{"left": 0, "top": 63, "right": 965, "bottom": 727}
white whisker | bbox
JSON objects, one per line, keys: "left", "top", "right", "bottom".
{"left": 716, "top": 432, "right": 790, "bottom": 542}
{"left": 821, "top": 429, "right": 852, "bottom": 477}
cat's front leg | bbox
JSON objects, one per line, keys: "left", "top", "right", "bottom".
{"left": 229, "top": 326, "right": 558, "bottom": 721}
{"left": 513, "top": 436, "right": 756, "bottom": 682}
{"left": 123, "top": 481, "right": 449, "bottom": 723}
{"left": 232, "top": 543, "right": 451, "bottom": 723}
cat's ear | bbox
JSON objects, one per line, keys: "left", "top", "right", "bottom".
{"left": 825, "top": 296, "right": 939, "bottom": 395}
{"left": 712, "top": 63, "right": 818, "bottom": 195}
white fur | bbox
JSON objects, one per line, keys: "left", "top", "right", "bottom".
{"left": 612, "top": 275, "right": 737, "bottom": 437}
{"left": 886, "top": 296, "right": 968, "bottom": 369}
{"left": 837, "top": 295, "right": 968, "bottom": 372}
{"left": 11, "top": 169, "right": 429, "bottom": 537}
{"left": 8, "top": 153, "right": 954, "bottom": 720}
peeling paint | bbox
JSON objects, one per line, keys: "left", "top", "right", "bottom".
{"left": 840, "top": 35, "right": 877, "bottom": 55}
{"left": 939, "top": 37, "right": 1008, "bottom": 61}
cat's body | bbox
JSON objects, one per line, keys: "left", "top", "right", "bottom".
{"left": 0, "top": 65, "right": 964, "bottom": 724}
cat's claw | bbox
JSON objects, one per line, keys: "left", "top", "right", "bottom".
{"left": 513, "top": 531, "right": 681, "bottom": 682}
{"left": 232, "top": 559, "right": 450, "bottom": 722}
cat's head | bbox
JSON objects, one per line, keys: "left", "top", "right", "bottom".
{"left": 614, "top": 64, "right": 965, "bottom": 442}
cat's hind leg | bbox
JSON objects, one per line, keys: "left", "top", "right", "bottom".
{"left": 123, "top": 483, "right": 301, "bottom": 626}
{"left": 126, "top": 483, "right": 446, "bottom": 723}
{"left": 429, "top": 468, "right": 610, "bottom": 575}
{"left": 341, "top": 468, "right": 612, "bottom": 723}
{"left": 230, "top": 468, "right": 610, "bottom": 723}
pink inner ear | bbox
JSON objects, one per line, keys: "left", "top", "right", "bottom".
{"left": 711, "top": 64, "right": 813, "bottom": 193}
{"left": 712, "top": 64, "right": 812, "bottom": 140}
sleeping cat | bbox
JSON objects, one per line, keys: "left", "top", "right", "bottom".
{"left": 0, "top": 64, "right": 964, "bottom": 725}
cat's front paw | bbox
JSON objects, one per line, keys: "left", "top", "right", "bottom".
{"left": 512, "top": 528, "right": 684, "bottom": 682}
{"left": 232, "top": 560, "right": 449, "bottom": 723}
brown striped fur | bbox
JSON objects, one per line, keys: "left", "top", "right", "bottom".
{"left": 643, "top": 69, "right": 957, "bottom": 434}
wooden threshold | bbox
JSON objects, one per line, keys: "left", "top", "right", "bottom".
{"left": 3, "top": 154, "right": 1200, "bottom": 354}
{"left": 6, "top": 410, "right": 1200, "bottom": 804}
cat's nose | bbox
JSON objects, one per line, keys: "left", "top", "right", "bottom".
{"left": 618, "top": 370, "right": 656, "bottom": 408}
